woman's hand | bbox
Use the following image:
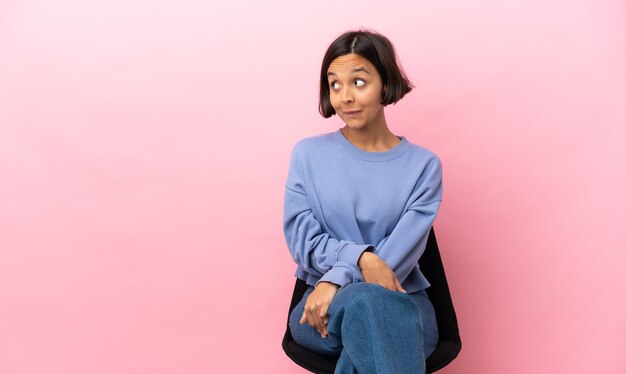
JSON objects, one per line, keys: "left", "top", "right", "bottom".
{"left": 358, "top": 252, "right": 407, "bottom": 293}
{"left": 300, "top": 281, "right": 339, "bottom": 339}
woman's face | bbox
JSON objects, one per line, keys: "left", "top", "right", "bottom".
{"left": 327, "top": 53, "right": 386, "bottom": 130}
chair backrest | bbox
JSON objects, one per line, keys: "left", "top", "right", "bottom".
{"left": 282, "top": 226, "right": 461, "bottom": 373}
{"left": 417, "top": 227, "right": 462, "bottom": 372}
{"left": 418, "top": 227, "right": 461, "bottom": 345}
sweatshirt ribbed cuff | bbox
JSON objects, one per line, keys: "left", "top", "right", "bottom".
{"left": 315, "top": 263, "right": 360, "bottom": 288}
{"left": 336, "top": 243, "right": 374, "bottom": 269}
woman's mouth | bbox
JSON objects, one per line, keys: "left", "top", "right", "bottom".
{"left": 344, "top": 110, "right": 362, "bottom": 117}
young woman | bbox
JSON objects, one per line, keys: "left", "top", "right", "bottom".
{"left": 283, "top": 29, "right": 443, "bottom": 373}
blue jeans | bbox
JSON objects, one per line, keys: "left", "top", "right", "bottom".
{"left": 289, "top": 282, "right": 438, "bottom": 374}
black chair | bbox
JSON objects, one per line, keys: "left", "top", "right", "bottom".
{"left": 282, "top": 227, "right": 461, "bottom": 373}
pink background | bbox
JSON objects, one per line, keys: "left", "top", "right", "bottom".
{"left": 1, "top": 1, "right": 625, "bottom": 373}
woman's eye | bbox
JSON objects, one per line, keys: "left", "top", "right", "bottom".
{"left": 354, "top": 79, "right": 365, "bottom": 87}
{"left": 330, "top": 81, "right": 339, "bottom": 89}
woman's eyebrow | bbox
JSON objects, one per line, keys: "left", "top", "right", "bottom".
{"left": 327, "top": 67, "right": 370, "bottom": 77}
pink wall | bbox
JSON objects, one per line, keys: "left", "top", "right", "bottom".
{"left": 1, "top": 1, "right": 625, "bottom": 373}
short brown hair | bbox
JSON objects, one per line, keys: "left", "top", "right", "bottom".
{"left": 319, "top": 29, "right": 414, "bottom": 118}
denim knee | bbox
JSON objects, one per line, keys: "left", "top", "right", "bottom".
{"left": 289, "top": 286, "right": 343, "bottom": 356}
{"left": 338, "top": 281, "right": 388, "bottom": 298}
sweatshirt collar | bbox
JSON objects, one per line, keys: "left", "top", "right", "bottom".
{"left": 331, "top": 128, "right": 410, "bottom": 161}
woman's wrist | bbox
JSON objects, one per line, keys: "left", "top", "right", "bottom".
{"left": 317, "top": 281, "right": 340, "bottom": 289}
{"left": 358, "top": 251, "right": 375, "bottom": 270}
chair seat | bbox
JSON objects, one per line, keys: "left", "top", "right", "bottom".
{"left": 426, "top": 339, "right": 462, "bottom": 373}
{"left": 284, "top": 340, "right": 339, "bottom": 373}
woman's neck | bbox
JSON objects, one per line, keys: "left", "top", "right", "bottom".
{"left": 340, "top": 125, "right": 401, "bottom": 153}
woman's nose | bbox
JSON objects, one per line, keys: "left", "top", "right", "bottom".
{"left": 340, "top": 88, "right": 354, "bottom": 103}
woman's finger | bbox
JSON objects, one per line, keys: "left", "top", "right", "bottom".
{"left": 318, "top": 305, "right": 329, "bottom": 337}
{"left": 311, "top": 301, "right": 327, "bottom": 336}
{"left": 385, "top": 275, "right": 397, "bottom": 291}
{"left": 315, "top": 312, "right": 324, "bottom": 335}
{"left": 322, "top": 315, "right": 329, "bottom": 337}
{"left": 394, "top": 276, "right": 407, "bottom": 293}
{"left": 320, "top": 303, "right": 330, "bottom": 322}
{"left": 304, "top": 303, "right": 315, "bottom": 328}
{"left": 299, "top": 310, "right": 308, "bottom": 325}
{"left": 308, "top": 303, "right": 321, "bottom": 331}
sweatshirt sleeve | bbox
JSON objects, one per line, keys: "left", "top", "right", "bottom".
{"left": 283, "top": 143, "right": 373, "bottom": 287}
{"left": 371, "top": 155, "right": 443, "bottom": 284}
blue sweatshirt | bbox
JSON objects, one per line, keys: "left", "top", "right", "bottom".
{"left": 283, "top": 129, "right": 443, "bottom": 293}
